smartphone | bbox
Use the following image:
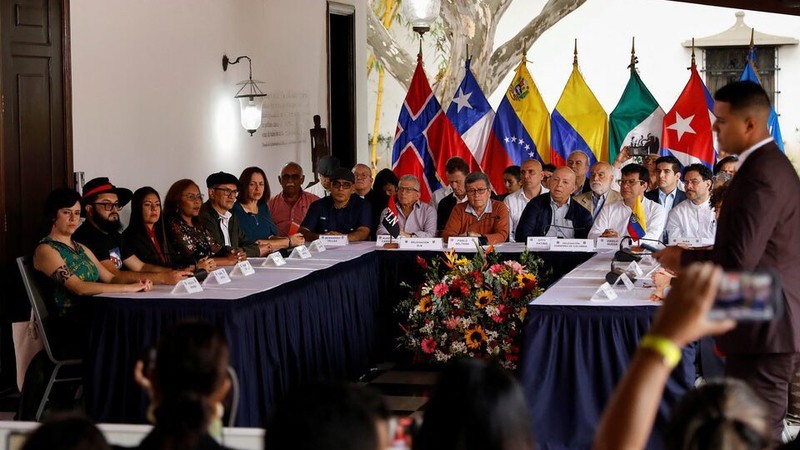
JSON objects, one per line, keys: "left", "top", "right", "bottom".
{"left": 708, "top": 270, "right": 782, "bottom": 322}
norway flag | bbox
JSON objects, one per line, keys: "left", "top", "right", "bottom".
{"left": 392, "top": 55, "right": 479, "bottom": 203}
{"left": 661, "top": 64, "right": 715, "bottom": 169}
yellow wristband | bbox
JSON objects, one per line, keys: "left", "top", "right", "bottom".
{"left": 640, "top": 334, "right": 682, "bottom": 369}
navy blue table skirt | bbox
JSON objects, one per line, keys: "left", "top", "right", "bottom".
{"left": 85, "top": 252, "right": 380, "bottom": 427}
{"left": 520, "top": 304, "right": 696, "bottom": 450}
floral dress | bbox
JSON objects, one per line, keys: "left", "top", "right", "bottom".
{"left": 166, "top": 215, "right": 223, "bottom": 264}
{"left": 39, "top": 236, "right": 99, "bottom": 315}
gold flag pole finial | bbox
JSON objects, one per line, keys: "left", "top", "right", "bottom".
{"left": 690, "top": 38, "right": 696, "bottom": 69}
{"left": 749, "top": 28, "right": 755, "bottom": 52}
{"left": 573, "top": 38, "right": 578, "bottom": 66}
{"left": 628, "top": 36, "right": 638, "bottom": 70}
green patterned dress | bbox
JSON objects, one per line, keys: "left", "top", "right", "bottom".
{"left": 39, "top": 236, "right": 99, "bottom": 315}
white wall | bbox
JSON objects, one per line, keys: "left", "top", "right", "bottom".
{"left": 367, "top": 0, "right": 800, "bottom": 169}
{"left": 71, "top": 0, "right": 368, "bottom": 197}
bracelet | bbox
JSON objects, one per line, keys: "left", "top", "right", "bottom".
{"left": 640, "top": 334, "right": 681, "bottom": 369}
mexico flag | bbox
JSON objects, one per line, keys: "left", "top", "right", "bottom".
{"left": 609, "top": 65, "right": 664, "bottom": 163}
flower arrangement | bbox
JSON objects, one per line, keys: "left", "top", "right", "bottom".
{"left": 396, "top": 246, "right": 545, "bottom": 370}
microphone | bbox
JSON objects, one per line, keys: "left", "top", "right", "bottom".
{"left": 605, "top": 267, "right": 635, "bottom": 285}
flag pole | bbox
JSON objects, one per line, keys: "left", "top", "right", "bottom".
{"left": 628, "top": 37, "right": 638, "bottom": 70}
{"left": 573, "top": 38, "right": 578, "bottom": 67}
{"left": 689, "top": 38, "right": 696, "bottom": 69}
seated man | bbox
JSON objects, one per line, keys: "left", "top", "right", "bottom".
{"left": 269, "top": 162, "right": 320, "bottom": 236}
{"left": 199, "top": 171, "right": 270, "bottom": 258}
{"left": 300, "top": 168, "right": 371, "bottom": 242}
{"left": 504, "top": 159, "right": 548, "bottom": 241}
{"left": 665, "top": 164, "right": 717, "bottom": 245}
{"left": 441, "top": 172, "right": 509, "bottom": 245}
{"left": 589, "top": 164, "right": 666, "bottom": 241}
{"left": 567, "top": 150, "right": 592, "bottom": 195}
{"left": 574, "top": 161, "right": 621, "bottom": 221}
{"left": 376, "top": 174, "right": 436, "bottom": 238}
{"left": 74, "top": 177, "right": 191, "bottom": 284}
{"left": 436, "top": 157, "right": 470, "bottom": 232}
{"left": 305, "top": 155, "right": 339, "bottom": 198}
{"left": 644, "top": 155, "right": 686, "bottom": 215}
{"left": 515, "top": 167, "right": 592, "bottom": 241}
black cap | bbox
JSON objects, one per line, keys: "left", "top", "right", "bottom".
{"left": 329, "top": 167, "right": 355, "bottom": 184}
{"left": 206, "top": 171, "right": 239, "bottom": 188}
{"left": 317, "top": 155, "right": 340, "bottom": 177}
{"left": 81, "top": 177, "right": 133, "bottom": 209}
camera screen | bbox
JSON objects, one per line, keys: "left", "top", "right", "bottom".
{"left": 709, "top": 272, "right": 775, "bottom": 321}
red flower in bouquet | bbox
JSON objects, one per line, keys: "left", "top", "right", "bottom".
{"left": 416, "top": 255, "right": 428, "bottom": 270}
{"left": 469, "top": 270, "right": 485, "bottom": 288}
{"left": 421, "top": 337, "right": 437, "bottom": 354}
{"left": 433, "top": 283, "right": 449, "bottom": 297}
{"left": 450, "top": 278, "right": 469, "bottom": 297}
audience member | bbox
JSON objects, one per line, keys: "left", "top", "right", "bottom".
{"left": 712, "top": 171, "right": 733, "bottom": 189}
{"left": 376, "top": 174, "right": 436, "bottom": 238}
{"left": 541, "top": 163, "right": 556, "bottom": 189}
{"left": 133, "top": 320, "right": 233, "bottom": 450}
{"left": 21, "top": 413, "right": 111, "bottom": 450}
{"left": 515, "top": 167, "right": 592, "bottom": 241}
{"left": 504, "top": 159, "right": 548, "bottom": 242}
{"left": 268, "top": 162, "right": 320, "bottom": 236}
{"left": 588, "top": 164, "right": 666, "bottom": 241}
{"left": 264, "top": 382, "right": 390, "bottom": 450}
{"left": 441, "top": 172, "right": 509, "bottom": 245}
{"left": 199, "top": 171, "right": 266, "bottom": 258}
{"left": 365, "top": 168, "right": 399, "bottom": 238}
{"left": 74, "top": 178, "right": 190, "bottom": 285}
{"left": 714, "top": 155, "right": 739, "bottom": 176}
{"left": 709, "top": 184, "right": 728, "bottom": 221}
{"left": 566, "top": 150, "right": 592, "bottom": 195}
{"left": 233, "top": 167, "right": 303, "bottom": 252}
{"left": 164, "top": 179, "right": 237, "bottom": 268}
{"left": 436, "top": 157, "right": 471, "bottom": 232}
{"left": 306, "top": 155, "right": 339, "bottom": 198}
{"left": 642, "top": 154, "right": 660, "bottom": 191}
{"left": 353, "top": 164, "right": 374, "bottom": 198}
{"left": 123, "top": 187, "right": 175, "bottom": 267}
{"left": 300, "top": 168, "right": 371, "bottom": 242}
{"left": 498, "top": 165, "right": 522, "bottom": 201}
{"left": 413, "top": 358, "right": 534, "bottom": 450}
{"left": 665, "top": 164, "right": 716, "bottom": 245}
{"left": 644, "top": 156, "right": 686, "bottom": 215}
{"left": 574, "top": 162, "right": 621, "bottom": 221}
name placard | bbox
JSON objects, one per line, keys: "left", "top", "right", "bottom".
{"left": 319, "top": 235, "right": 348, "bottom": 247}
{"left": 590, "top": 282, "right": 618, "bottom": 302}
{"left": 526, "top": 236, "right": 554, "bottom": 250}
{"left": 596, "top": 237, "right": 622, "bottom": 251}
{"left": 399, "top": 237, "right": 443, "bottom": 251}
{"left": 670, "top": 236, "right": 704, "bottom": 247}
{"left": 375, "top": 235, "right": 392, "bottom": 246}
{"left": 447, "top": 236, "right": 481, "bottom": 250}
{"left": 171, "top": 277, "right": 203, "bottom": 294}
{"left": 550, "top": 239, "right": 595, "bottom": 252}
{"left": 230, "top": 260, "right": 256, "bottom": 277}
{"left": 626, "top": 261, "right": 644, "bottom": 278}
{"left": 308, "top": 240, "right": 327, "bottom": 252}
{"left": 203, "top": 268, "right": 232, "bottom": 285}
{"left": 289, "top": 245, "right": 313, "bottom": 259}
{"left": 262, "top": 252, "right": 287, "bottom": 266}
{"left": 616, "top": 272, "right": 635, "bottom": 291}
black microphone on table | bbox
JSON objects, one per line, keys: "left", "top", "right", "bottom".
{"left": 606, "top": 237, "right": 666, "bottom": 284}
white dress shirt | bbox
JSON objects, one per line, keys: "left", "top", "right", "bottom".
{"left": 665, "top": 198, "right": 716, "bottom": 246}
{"left": 430, "top": 185, "right": 453, "bottom": 209}
{"left": 736, "top": 137, "right": 774, "bottom": 169}
{"left": 588, "top": 196, "right": 666, "bottom": 242}
{"left": 547, "top": 198, "right": 574, "bottom": 238}
{"left": 305, "top": 182, "right": 329, "bottom": 198}
{"left": 504, "top": 186, "right": 549, "bottom": 241}
{"left": 218, "top": 210, "right": 233, "bottom": 246}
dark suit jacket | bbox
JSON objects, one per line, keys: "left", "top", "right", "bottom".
{"left": 199, "top": 201, "right": 260, "bottom": 257}
{"left": 515, "top": 193, "right": 593, "bottom": 242}
{"left": 644, "top": 187, "right": 687, "bottom": 209}
{"left": 437, "top": 193, "right": 458, "bottom": 231}
{"left": 683, "top": 141, "right": 800, "bottom": 354}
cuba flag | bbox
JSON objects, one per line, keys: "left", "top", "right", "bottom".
{"left": 551, "top": 63, "right": 609, "bottom": 167}
{"left": 627, "top": 196, "right": 647, "bottom": 240}
{"left": 483, "top": 57, "right": 550, "bottom": 194}
{"left": 661, "top": 63, "right": 715, "bottom": 169}
{"left": 740, "top": 48, "right": 784, "bottom": 152}
{"left": 445, "top": 58, "right": 495, "bottom": 169}
{"left": 392, "top": 55, "right": 478, "bottom": 202}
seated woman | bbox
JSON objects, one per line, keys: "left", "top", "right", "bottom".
{"left": 232, "top": 167, "right": 303, "bottom": 251}
{"left": 133, "top": 320, "right": 234, "bottom": 450}
{"left": 163, "top": 179, "right": 238, "bottom": 268}
{"left": 124, "top": 187, "right": 175, "bottom": 267}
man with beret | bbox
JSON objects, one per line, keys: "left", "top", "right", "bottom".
{"left": 73, "top": 177, "right": 192, "bottom": 284}
{"left": 300, "top": 167, "right": 371, "bottom": 242}
{"left": 199, "top": 171, "right": 271, "bottom": 258}
{"left": 305, "top": 155, "right": 340, "bottom": 198}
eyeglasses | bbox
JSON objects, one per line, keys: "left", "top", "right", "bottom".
{"left": 213, "top": 187, "right": 239, "bottom": 197}
{"left": 684, "top": 179, "right": 706, "bottom": 186}
{"left": 93, "top": 202, "right": 121, "bottom": 211}
{"left": 184, "top": 193, "right": 204, "bottom": 202}
{"left": 617, "top": 179, "right": 645, "bottom": 187}
{"left": 397, "top": 187, "right": 420, "bottom": 193}
{"left": 331, "top": 181, "right": 353, "bottom": 190}
{"left": 465, "top": 188, "right": 489, "bottom": 196}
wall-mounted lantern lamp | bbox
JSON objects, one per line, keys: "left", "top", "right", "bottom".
{"left": 402, "top": 0, "right": 441, "bottom": 36}
{"left": 222, "top": 55, "right": 266, "bottom": 136}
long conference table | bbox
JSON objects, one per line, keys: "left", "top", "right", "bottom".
{"left": 87, "top": 242, "right": 693, "bottom": 449}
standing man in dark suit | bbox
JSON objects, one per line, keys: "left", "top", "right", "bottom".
{"left": 515, "top": 167, "right": 592, "bottom": 241}
{"left": 655, "top": 81, "right": 800, "bottom": 441}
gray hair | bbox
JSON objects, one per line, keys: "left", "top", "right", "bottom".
{"left": 398, "top": 174, "right": 420, "bottom": 190}
{"left": 465, "top": 171, "right": 490, "bottom": 186}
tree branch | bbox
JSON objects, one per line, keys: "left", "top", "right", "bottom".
{"left": 367, "top": 7, "right": 415, "bottom": 90}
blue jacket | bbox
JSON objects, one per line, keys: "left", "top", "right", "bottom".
{"left": 515, "top": 193, "right": 593, "bottom": 242}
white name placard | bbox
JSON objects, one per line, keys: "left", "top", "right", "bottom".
{"left": 550, "top": 239, "right": 595, "bottom": 252}
{"left": 670, "top": 236, "right": 704, "bottom": 247}
{"left": 526, "top": 236, "right": 554, "bottom": 250}
{"left": 596, "top": 237, "right": 622, "bottom": 251}
{"left": 230, "top": 260, "right": 256, "bottom": 277}
{"left": 319, "top": 235, "right": 348, "bottom": 247}
{"left": 399, "top": 237, "right": 443, "bottom": 251}
{"left": 447, "top": 236, "right": 481, "bottom": 250}
{"left": 616, "top": 272, "right": 635, "bottom": 291}
{"left": 262, "top": 252, "right": 287, "bottom": 266}
{"left": 375, "top": 235, "right": 392, "bottom": 246}
{"left": 590, "top": 282, "right": 618, "bottom": 302}
{"left": 308, "top": 240, "right": 327, "bottom": 252}
{"left": 171, "top": 277, "right": 203, "bottom": 294}
{"left": 289, "top": 245, "right": 313, "bottom": 259}
{"left": 203, "top": 268, "right": 232, "bottom": 285}
{"left": 626, "top": 261, "right": 644, "bottom": 278}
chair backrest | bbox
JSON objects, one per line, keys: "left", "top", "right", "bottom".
{"left": 16, "top": 256, "right": 58, "bottom": 363}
